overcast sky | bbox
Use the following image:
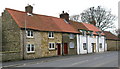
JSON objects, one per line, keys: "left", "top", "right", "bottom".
{"left": 0, "top": 0, "right": 119, "bottom": 31}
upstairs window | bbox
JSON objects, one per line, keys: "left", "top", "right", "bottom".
{"left": 90, "top": 31, "right": 93, "bottom": 36}
{"left": 48, "top": 32, "right": 54, "bottom": 38}
{"left": 96, "top": 32, "right": 101, "bottom": 37}
{"left": 69, "top": 34, "right": 75, "bottom": 39}
{"left": 82, "top": 31, "right": 86, "bottom": 36}
{"left": 26, "top": 44, "right": 35, "bottom": 53}
{"left": 49, "top": 42, "right": 55, "bottom": 50}
{"left": 26, "top": 30, "right": 33, "bottom": 38}
{"left": 83, "top": 43, "right": 87, "bottom": 50}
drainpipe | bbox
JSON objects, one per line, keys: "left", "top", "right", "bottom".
{"left": 104, "top": 36, "right": 106, "bottom": 52}
{"left": 86, "top": 35, "right": 88, "bottom": 54}
{"left": 62, "top": 33, "right": 64, "bottom": 56}
{"left": 97, "top": 36, "right": 99, "bottom": 52}
{"left": 79, "top": 34, "right": 80, "bottom": 54}
{"left": 116, "top": 40, "right": 118, "bottom": 51}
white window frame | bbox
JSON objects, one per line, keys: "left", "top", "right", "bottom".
{"left": 26, "top": 30, "right": 34, "bottom": 38}
{"left": 69, "top": 34, "right": 74, "bottom": 39}
{"left": 48, "top": 32, "right": 54, "bottom": 38}
{"left": 69, "top": 42, "right": 75, "bottom": 48}
{"left": 26, "top": 44, "right": 35, "bottom": 53}
{"left": 49, "top": 42, "right": 55, "bottom": 50}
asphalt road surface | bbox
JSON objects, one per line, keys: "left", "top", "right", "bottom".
{"left": 16, "top": 51, "right": 118, "bottom": 67}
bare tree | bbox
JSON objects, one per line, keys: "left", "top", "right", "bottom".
{"left": 70, "top": 15, "right": 80, "bottom": 22}
{"left": 70, "top": 6, "right": 117, "bottom": 31}
{"left": 115, "top": 29, "right": 120, "bottom": 38}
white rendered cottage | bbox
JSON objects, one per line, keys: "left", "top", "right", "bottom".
{"left": 69, "top": 21, "right": 107, "bottom": 54}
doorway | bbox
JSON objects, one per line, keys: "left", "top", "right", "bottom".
{"left": 92, "top": 43, "right": 96, "bottom": 53}
{"left": 57, "top": 43, "right": 61, "bottom": 55}
{"left": 64, "top": 43, "right": 68, "bottom": 55}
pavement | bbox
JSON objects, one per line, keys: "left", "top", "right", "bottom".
{"left": 1, "top": 51, "right": 119, "bottom": 68}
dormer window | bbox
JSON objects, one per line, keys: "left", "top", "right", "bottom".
{"left": 82, "top": 31, "right": 86, "bottom": 36}
{"left": 48, "top": 32, "right": 54, "bottom": 38}
{"left": 26, "top": 30, "right": 34, "bottom": 38}
{"left": 97, "top": 32, "right": 101, "bottom": 37}
{"left": 90, "top": 31, "right": 93, "bottom": 36}
{"left": 69, "top": 34, "right": 75, "bottom": 39}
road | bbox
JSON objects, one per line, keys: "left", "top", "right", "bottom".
{"left": 15, "top": 51, "right": 118, "bottom": 67}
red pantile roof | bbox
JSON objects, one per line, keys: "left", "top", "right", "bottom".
{"left": 6, "top": 8, "right": 79, "bottom": 33}
{"left": 69, "top": 21, "right": 105, "bottom": 35}
{"left": 103, "top": 31, "right": 119, "bottom": 40}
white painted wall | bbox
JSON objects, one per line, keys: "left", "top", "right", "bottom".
{"left": 88, "top": 35, "right": 97, "bottom": 53}
{"left": 77, "top": 34, "right": 106, "bottom": 55}
{"left": 99, "top": 36, "right": 105, "bottom": 52}
{"left": 79, "top": 35, "right": 87, "bottom": 54}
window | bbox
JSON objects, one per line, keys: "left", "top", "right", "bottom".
{"left": 26, "top": 44, "right": 35, "bottom": 53}
{"left": 96, "top": 32, "right": 101, "bottom": 37}
{"left": 90, "top": 32, "right": 93, "bottom": 36}
{"left": 99, "top": 43, "right": 102, "bottom": 48}
{"left": 69, "top": 42, "right": 74, "bottom": 48}
{"left": 82, "top": 31, "right": 86, "bottom": 36}
{"left": 48, "top": 32, "right": 54, "bottom": 38}
{"left": 49, "top": 43, "right": 55, "bottom": 50}
{"left": 26, "top": 30, "right": 33, "bottom": 38}
{"left": 83, "top": 43, "right": 87, "bottom": 50}
{"left": 69, "top": 34, "right": 74, "bottom": 39}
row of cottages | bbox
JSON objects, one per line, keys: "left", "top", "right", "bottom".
{"left": 2, "top": 5, "right": 106, "bottom": 61}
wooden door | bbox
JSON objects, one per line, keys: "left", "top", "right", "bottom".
{"left": 64, "top": 43, "right": 68, "bottom": 55}
{"left": 57, "top": 43, "right": 61, "bottom": 55}
{"left": 92, "top": 43, "right": 96, "bottom": 53}
{"left": 92, "top": 43, "right": 95, "bottom": 53}
{"left": 94, "top": 43, "right": 96, "bottom": 52}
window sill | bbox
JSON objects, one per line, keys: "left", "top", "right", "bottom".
{"left": 69, "top": 38, "right": 74, "bottom": 39}
{"left": 70, "top": 48, "right": 75, "bottom": 49}
{"left": 26, "top": 36, "right": 34, "bottom": 39}
{"left": 48, "top": 37, "right": 54, "bottom": 39}
{"left": 27, "top": 51, "right": 35, "bottom": 54}
{"left": 49, "top": 48, "right": 56, "bottom": 51}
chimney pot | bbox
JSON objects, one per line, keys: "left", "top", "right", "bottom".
{"left": 62, "top": 11, "right": 64, "bottom": 13}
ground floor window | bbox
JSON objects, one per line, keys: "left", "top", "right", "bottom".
{"left": 26, "top": 44, "right": 35, "bottom": 53}
{"left": 83, "top": 43, "right": 87, "bottom": 50}
{"left": 69, "top": 42, "right": 74, "bottom": 48}
{"left": 49, "top": 42, "right": 55, "bottom": 50}
{"left": 99, "top": 43, "right": 102, "bottom": 48}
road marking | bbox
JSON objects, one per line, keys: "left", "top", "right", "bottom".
{"left": 71, "top": 60, "right": 88, "bottom": 66}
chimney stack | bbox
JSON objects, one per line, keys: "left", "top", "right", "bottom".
{"left": 25, "top": 5, "right": 33, "bottom": 14}
{"left": 60, "top": 11, "right": 69, "bottom": 22}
